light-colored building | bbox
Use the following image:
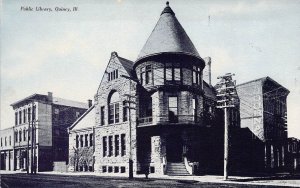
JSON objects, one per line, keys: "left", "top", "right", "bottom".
{"left": 0, "top": 92, "right": 88, "bottom": 172}
{"left": 0, "top": 127, "right": 14, "bottom": 170}
{"left": 68, "top": 105, "right": 95, "bottom": 172}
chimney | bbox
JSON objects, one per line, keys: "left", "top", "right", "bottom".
{"left": 48, "top": 92, "right": 53, "bottom": 103}
{"left": 88, "top": 99, "right": 93, "bottom": 108}
{"left": 203, "top": 57, "right": 212, "bottom": 85}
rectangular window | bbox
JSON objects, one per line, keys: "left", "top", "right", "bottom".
{"left": 192, "top": 98, "right": 197, "bottom": 121}
{"left": 115, "top": 135, "right": 120, "bottom": 156}
{"left": 85, "top": 134, "right": 88, "bottom": 147}
{"left": 1, "top": 138, "right": 2, "bottom": 147}
{"left": 115, "top": 103, "right": 119, "bottom": 123}
{"left": 23, "top": 109, "right": 26, "bottom": 123}
{"left": 174, "top": 68, "right": 181, "bottom": 81}
{"left": 32, "top": 106, "right": 36, "bottom": 120}
{"left": 108, "top": 70, "right": 119, "bottom": 81}
{"left": 166, "top": 68, "right": 172, "bottom": 80}
{"left": 102, "top": 166, "right": 107, "bottom": 173}
{"left": 76, "top": 135, "right": 79, "bottom": 148}
{"left": 15, "top": 112, "right": 18, "bottom": 125}
{"left": 80, "top": 135, "right": 83, "bottom": 147}
{"left": 23, "top": 129, "right": 26, "bottom": 141}
{"left": 114, "top": 166, "right": 119, "bottom": 173}
{"left": 121, "top": 166, "right": 126, "bottom": 173}
{"left": 90, "top": 133, "right": 93, "bottom": 147}
{"left": 121, "top": 134, "right": 126, "bottom": 156}
{"left": 168, "top": 97, "right": 178, "bottom": 123}
{"left": 103, "top": 136, "right": 107, "bottom": 157}
{"left": 192, "top": 66, "right": 201, "bottom": 85}
{"left": 5, "top": 137, "right": 7, "bottom": 146}
{"left": 145, "top": 65, "right": 152, "bottom": 84}
{"left": 108, "top": 136, "right": 113, "bottom": 157}
{"left": 19, "top": 111, "right": 22, "bottom": 124}
{"left": 154, "top": 68, "right": 164, "bottom": 85}
{"left": 28, "top": 107, "right": 31, "bottom": 123}
{"left": 123, "top": 101, "right": 128, "bottom": 122}
{"left": 15, "top": 132, "right": 18, "bottom": 142}
{"left": 140, "top": 67, "right": 146, "bottom": 85}
{"left": 108, "top": 166, "right": 113, "bottom": 173}
{"left": 109, "top": 104, "right": 114, "bottom": 124}
{"left": 9, "top": 136, "right": 11, "bottom": 146}
{"left": 101, "top": 106, "right": 105, "bottom": 125}
{"left": 19, "top": 130, "right": 22, "bottom": 142}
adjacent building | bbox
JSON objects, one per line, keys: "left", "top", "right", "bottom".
{"left": 0, "top": 127, "right": 14, "bottom": 171}
{"left": 68, "top": 105, "right": 95, "bottom": 172}
{"left": 236, "top": 77, "right": 289, "bottom": 172}
{"left": 0, "top": 92, "right": 88, "bottom": 171}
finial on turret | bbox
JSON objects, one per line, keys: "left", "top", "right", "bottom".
{"left": 161, "top": 1, "right": 174, "bottom": 15}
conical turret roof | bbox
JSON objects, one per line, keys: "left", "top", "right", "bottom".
{"left": 136, "top": 2, "right": 201, "bottom": 63}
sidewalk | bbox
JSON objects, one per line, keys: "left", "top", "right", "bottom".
{"left": 2, "top": 170, "right": 300, "bottom": 187}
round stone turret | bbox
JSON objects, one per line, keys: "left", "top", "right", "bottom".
{"left": 134, "top": 2, "right": 205, "bottom": 92}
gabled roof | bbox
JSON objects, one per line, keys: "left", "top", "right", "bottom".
{"left": 117, "top": 56, "right": 134, "bottom": 77}
{"left": 203, "top": 81, "right": 217, "bottom": 100}
{"left": 136, "top": 2, "right": 201, "bottom": 63}
{"left": 69, "top": 105, "right": 95, "bottom": 132}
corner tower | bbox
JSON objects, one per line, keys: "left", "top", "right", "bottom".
{"left": 134, "top": 2, "right": 205, "bottom": 126}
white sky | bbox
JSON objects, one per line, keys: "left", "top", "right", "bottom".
{"left": 1, "top": 0, "right": 300, "bottom": 138}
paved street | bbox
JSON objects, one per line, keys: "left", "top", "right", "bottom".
{"left": 1, "top": 173, "right": 298, "bottom": 188}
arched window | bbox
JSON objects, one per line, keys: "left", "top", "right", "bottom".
{"left": 108, "top": 91, "right": 120, "bottom": 124}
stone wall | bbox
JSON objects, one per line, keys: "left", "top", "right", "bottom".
{"left": 94, "top": 53, "right": 138, "bottom": 175}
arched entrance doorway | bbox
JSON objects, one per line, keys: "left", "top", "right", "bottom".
{"left": 166, "top": 135, "right": 183, "bottom": 162}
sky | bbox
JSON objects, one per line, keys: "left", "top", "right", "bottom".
{"left": 1, "top": 0, "right": 300, "bottom": 138}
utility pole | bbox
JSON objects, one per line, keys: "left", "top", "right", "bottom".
{"left": 27, "top": 114, "right": 30, "bottom": 174}
{"left": 121, "top": 75, "right": 138, "bottom": 180}
{"left": 33, "top": 119, "right": 37, "bottom": 174}
{"left": 31, "top": 104, "right": 34, "bottom": 174}
{"left": 216, "top": 73, "right": 237, "bottom": 180}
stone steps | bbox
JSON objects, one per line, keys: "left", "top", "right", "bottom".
{"left": 166, "top": 162, "right": 190, "bottom": 176}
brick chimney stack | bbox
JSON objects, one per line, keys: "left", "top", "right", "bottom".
{"left": 88, "top": 99, "right": 93, "bottom": 108}
{"left": 48, "top": 92, "right": 53, "bottom": 103}
{"left": 203, "top": 57, "right": 212, "bottom": 85}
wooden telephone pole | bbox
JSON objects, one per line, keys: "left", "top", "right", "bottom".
{"left": 121, "top": 75, "right": 138, "bottom": 180}
{"left": 216, "top": 73, "right": 237, "bottom": 180}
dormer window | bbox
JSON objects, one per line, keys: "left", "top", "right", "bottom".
{"left": 108, "top": 70, "right": 118, "bottom": 81}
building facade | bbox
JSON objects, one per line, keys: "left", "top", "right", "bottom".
{"left": 0, "top": 127, "right": 14, "bottom": 171}
{"left": 0, "top": 92, "right": 88, "bottom": 172}
{"left": 67, "top": 2, "right": 294, "bottom": 176}
{"left": 68, "top": 105, "right": 95, "bottom": 172}
{"left": 236, "top": 77, "right": 290, "bottom": 173}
